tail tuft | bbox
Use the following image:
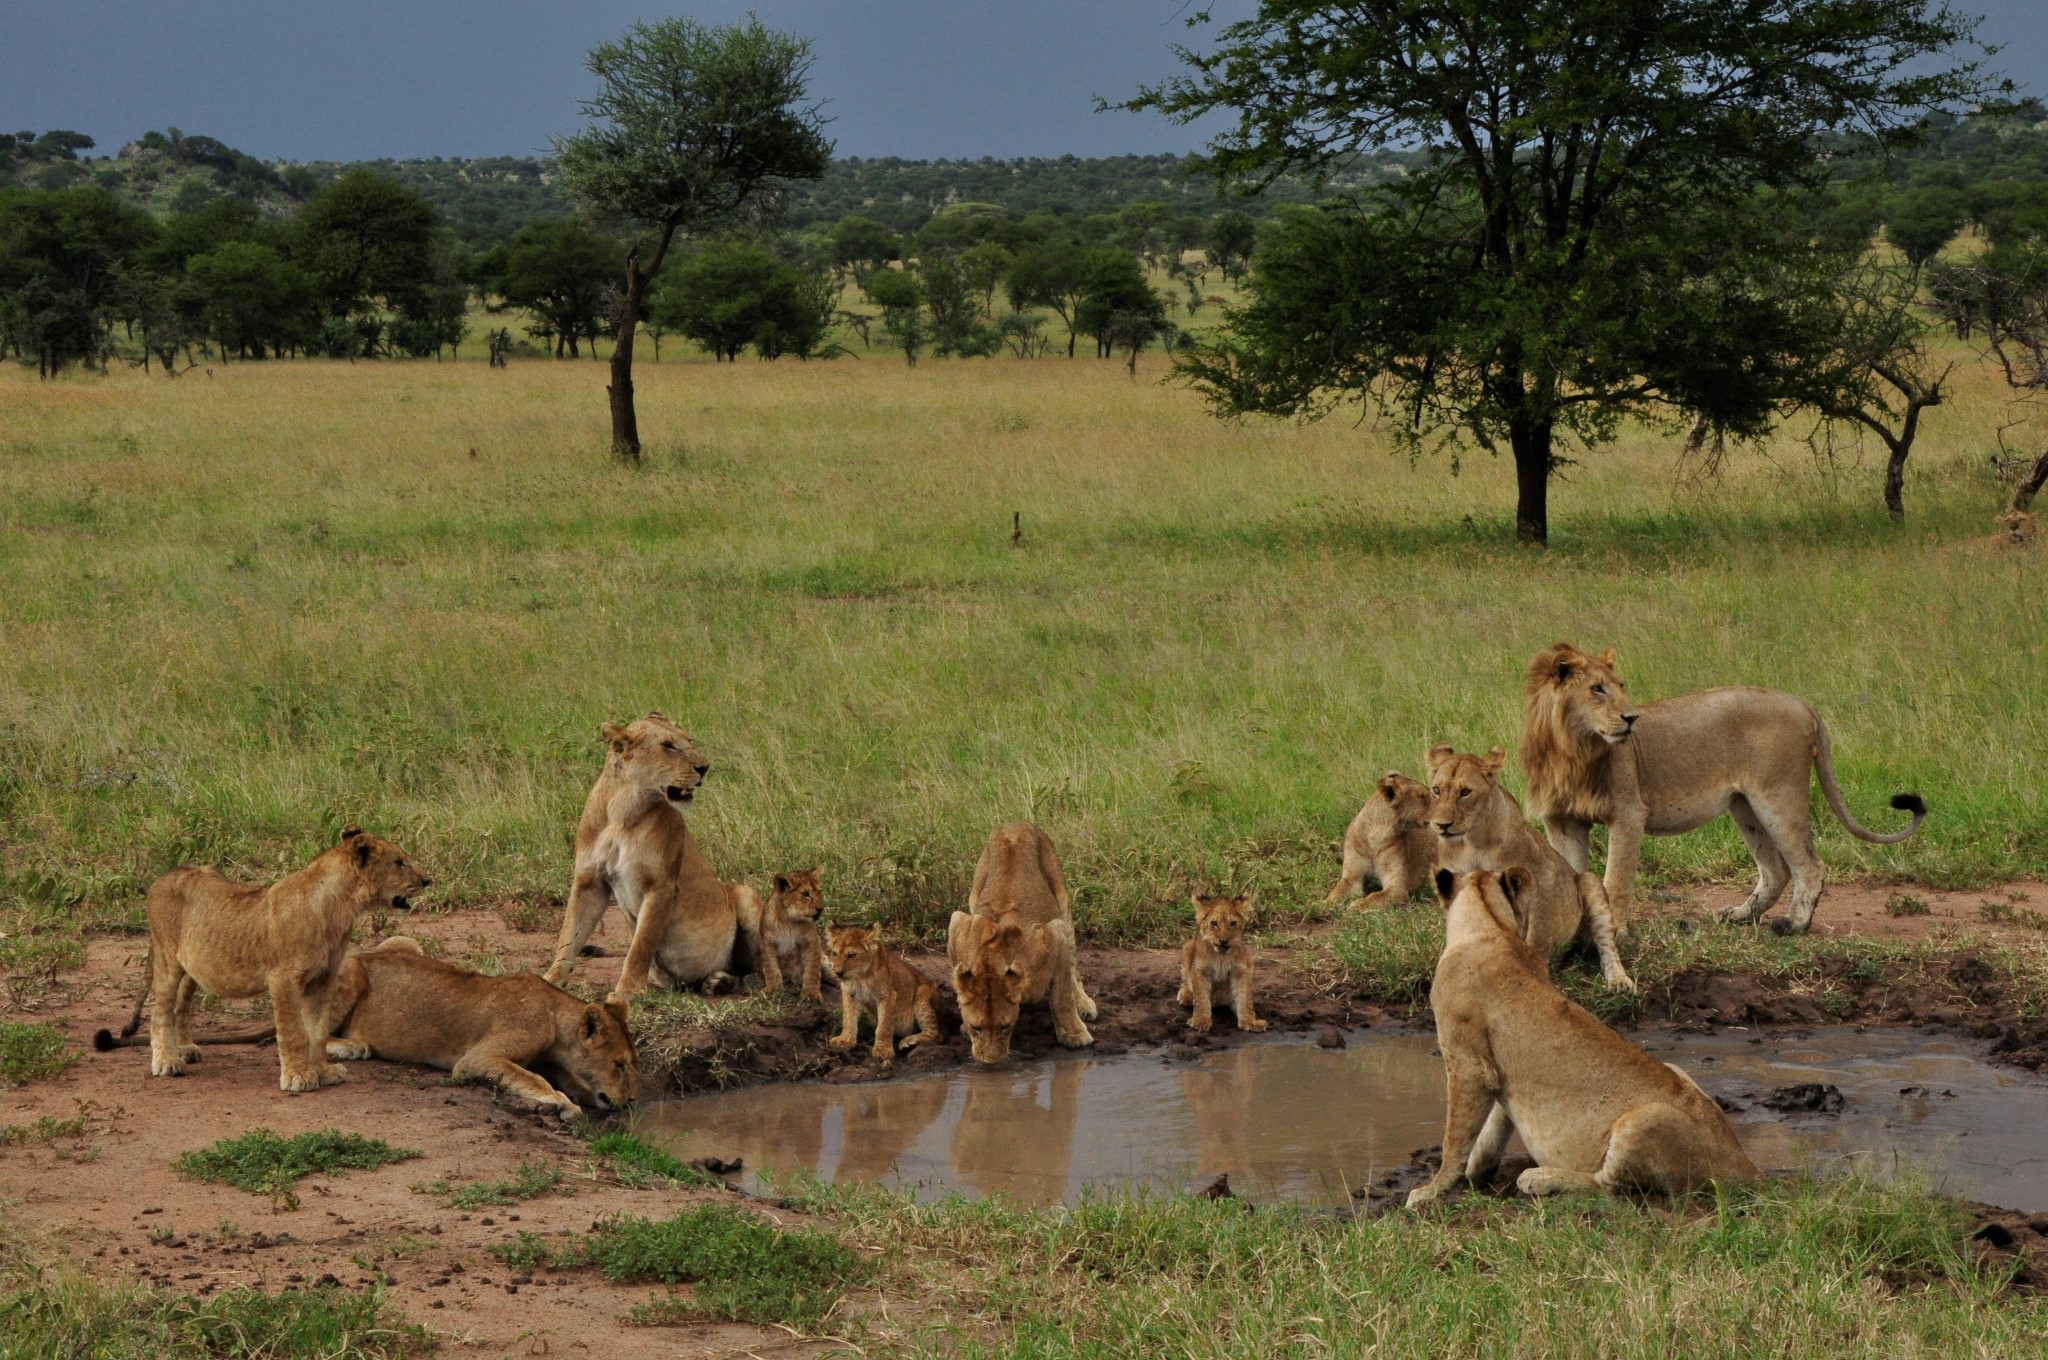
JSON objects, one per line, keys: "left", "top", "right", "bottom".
{"left": 1891, "top": 793, "right": 1928, "bottom": 816}
{"left": 92, "top": 1029, "right": 117, "bottom": 1052}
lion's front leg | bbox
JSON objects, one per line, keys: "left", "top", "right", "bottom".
{"left": 1544, "top": 814, "right": 1593, "bottom": 875}
{"left": 827, "top": 986, "right": 862, "bottom": 1051}
{"left": 1601, "top": 816, "right": 1645, "bottom": 934}
{"left": 758, "top": 938, "right": 787, "bottom": 994}
{"left": 1578, "top": 873, "right": 1636, "bottom": 993}
{"left": 1046, "top": 921, "right": 1094, "bottom": 1048}
{"left": 544, "top": 866, "right": 611, "bottom": 986}
{"left": 1231, "top": 960, "right": 1266, "bottom": 1032}
{"left": 798, "top": 932, "right": 824, "bottom": 1004}
{"left": 1185, "top": 964, "right": 1214, "bottom": 1033}
{"left": 1408, "top": 1054, "right": 1498, "bottom": 1210}
{"left": 270, "top": 976, "right": 344, "bottom": 1092}
{"left": 453, "top": 1048, "right": 578, "bottom": 1120}
{"left": 607, "top": 884, "right": 674, "bottom": 1006}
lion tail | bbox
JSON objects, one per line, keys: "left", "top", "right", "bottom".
{"left": 1814, "top": 717, "right": 1927, "bottom": 845}
{"left": 94, "top": 941, "right": 156, "bottom": 1052}
{"left": 93, "top": 1021, "right": 278, "bottom": 1051}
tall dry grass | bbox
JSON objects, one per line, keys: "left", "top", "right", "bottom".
{"left": 1, "top": 346, "right": 2041, "bottom": 942}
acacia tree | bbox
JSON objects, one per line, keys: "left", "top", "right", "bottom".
{"left": 1125, "top": 1, "right": 1988, "bottom": 543}
{"left": 556, "top": 17, "right": 832, "bottom": 458}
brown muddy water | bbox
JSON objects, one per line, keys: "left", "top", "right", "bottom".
{"left": 633, "top": 1026, "right": 2048, "bottom": 1210}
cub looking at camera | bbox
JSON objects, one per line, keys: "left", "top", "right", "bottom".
{"left": 1178, "top": 893, "right": 1267, "bottom": 1033}
{"left": 824, "top": 924, "right": 943, "bottom": 1061}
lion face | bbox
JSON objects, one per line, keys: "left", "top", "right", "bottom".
{"left": 952, "top": 920, "right": 1029, "bottom": 1063}
{"left": 1191, "top": 893, "right": 1252, "bottom": 953}
{"left": 602, "top": 711, "right": 709, "bottom": 806}
{"left": 1539, "top": 644, "right": 1639, "bottom": 746}
{"left": 771, "top": 869, "right": 823, "bottom": 923}
{"left": 1425, "top": 745, "right": 1506, "bottom": 842}
{"left": 553, "top": 998, "right": 639, "bottom": 1111}
{"left": 341, "top": 827, "right": 430, "bottom": 911}
{"left": 1375, "top": 772, "right": 1432, "bottom": 829}
{"left": 825, "top": 924, "right": 883, "bottom": 982}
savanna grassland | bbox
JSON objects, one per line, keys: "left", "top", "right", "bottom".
{"left": 2, "top": 344, "right": 2043, "bottom": 954}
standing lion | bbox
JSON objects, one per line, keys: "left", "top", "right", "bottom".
{"left": 1520, "top": 643, "right": 1926, "bottom": 934}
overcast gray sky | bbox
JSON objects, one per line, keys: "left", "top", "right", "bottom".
{"left": 5, "top": 1, "right": 2041, "bottom": 163}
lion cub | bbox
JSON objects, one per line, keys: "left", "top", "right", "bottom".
{"left": 1178, "top": 893, "right": 1268, "bottom": 1033}
{"left": 119, "top": 826, "right": 429, "bottom": 1092}
{"left": 1325, "top": 772, "right": 1437, "bottom": 908}
{"left": 745, "top": 869, "right": 826, "bottom": 1002}
{"left": 824, "top": 925, "right": 944, "bottom": 1061}
{"left": 1407, "top": 869, "right": 1754, "bottom": 1207}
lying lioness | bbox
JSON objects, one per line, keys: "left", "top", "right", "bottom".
{"left": 112, "top": 826, "right": 429, "bottom": 1092}
{"left": 99, "top": 937, "right": 639, "bottom": 1119}
{"left": 948, "top": 822, "right": 1097, "bottom": 1063}
{"left": 1407, "top": 869, "right": 1756, "bottom": 1207}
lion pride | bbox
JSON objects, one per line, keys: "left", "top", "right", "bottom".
{"left": 1521, "top": 643, "right": 1926, "bottom": 934}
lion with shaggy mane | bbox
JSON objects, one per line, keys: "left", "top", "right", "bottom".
{"left": 1521, "top": 643, "right": 1925, "bottom": 934}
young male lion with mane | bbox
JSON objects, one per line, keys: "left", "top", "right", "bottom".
{"left": 1520, "top": 643, "right": 1926, "bottom": 934}
{"left": 1407, "top": 868, "right": 1755, "bottom": 1208}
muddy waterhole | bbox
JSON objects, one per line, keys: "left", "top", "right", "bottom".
{"left": 634, "top": 1026, "right": 2048, "bottom": 1210}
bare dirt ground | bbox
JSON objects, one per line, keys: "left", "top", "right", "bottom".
{"left": 6, "top": 878, "right": 2048, "bottom": 1352}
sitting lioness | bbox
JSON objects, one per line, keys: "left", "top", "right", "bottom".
{"left": 1521, "top": 642, "right": 1926, "bottom": 933}
{"left": 948, "top": 822, "right": 1097, "bottom": 1063}
{"left": 1407, "top": 869, "right": 1756, "bottom": 1207}
{"left": 100, "top": 938, "right": 639, "bottom": 1119}
{"left": 824, "top": 924, "right": 944, "bottom": 1060}
{"left": 1426, "top": 744, "right": 1634, "bottom": 993}
{"left": 1178, "top": 893, "right": 1267, "bottom": 1033}
{"left": 112, "top": 826, "right": 428, "bottom": 1092}
{"left": 542, "top": 713, "right": 760, "bottom": 1004}
{"left": 1324, "top": 772, "right": 1436, "bottom": 909}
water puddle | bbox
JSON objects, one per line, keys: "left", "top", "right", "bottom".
{"left": 633, "top": 1026, "right": 2048, "bottom": 1210}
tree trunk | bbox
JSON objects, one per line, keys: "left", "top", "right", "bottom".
{"left": 2009, "top": 450, "right": 2048, "bottom": 515}
{"left": 1510, "top": 416, "right": 1552, "bottom": 546}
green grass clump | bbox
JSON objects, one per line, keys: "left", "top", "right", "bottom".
{"left": 175, "top": 1129, "right": 418, "bottom": 1199}
{"left": 587, "top": 1131, "right": 713, "bottom": 1189}
{"left": 0, "top": 1020, "right": 78, "bottom": 1086}
{"left": 413, "top": 1156, "right": 563, "bottom": 1208}
{"left": 811, "top": 1174, "right": 2043, "bottom": 1356}
{"left": 490, "top": 1203, "right": 866, "bottom": 1329}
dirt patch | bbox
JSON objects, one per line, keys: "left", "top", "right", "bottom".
{"left": 1966, "top": 1207, "right": 2048, "bottom": 1292}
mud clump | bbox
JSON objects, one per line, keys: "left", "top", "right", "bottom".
{"left": 1760, "top": 1083, "right": 1846, "bottom": 1115}
{"left": 1967, "top": 1207, "right": 2048, "bottom": 1293}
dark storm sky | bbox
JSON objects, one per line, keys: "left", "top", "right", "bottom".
{"left": 5, "top": 1, "right": 2042, "bottom": 163}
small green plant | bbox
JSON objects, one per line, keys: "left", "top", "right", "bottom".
{"left": 0, "top": 1021, "right": 78, "bottom": 1086}
{"left": 175, "top": 1129, "right": 418, "bottom": 1207}
{"left": 587, "top": 1132, "right": 712, "bottom": 1189}
{"left": 414, "top": 1158, "right": 565, "bottom": 1208}
{"left": 1886, "top": 893, "right": 1930, "bottom": 917}
{"left": 488, "top": 1204, "right": 866, "bottom": 1329}
{"left": 0, "top": 1113, "right": 89, "bottom": 1146}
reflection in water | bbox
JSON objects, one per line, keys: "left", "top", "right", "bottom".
{"left": 632, "top": 1027, "right": 2048, "bottom": 1210}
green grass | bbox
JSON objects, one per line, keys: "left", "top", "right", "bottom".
{"left": 489, "top": 1203, "right": 866, "bottom": 1330}
{"left": 412, "top": 1157, "right": 563, "bottom": 1208}
{"left": 1327, "top": 899, "right": 2048, "bottom": 1025}
{"left": 793, "top": 1173, "right": 2046, "bottom": 1357}
{"left": 0, "top": 349, "right": 2042, "bottom": 952}
{"left": 587, "top": 1131, "right": 714, "bottom": 1189}
{"left": 0, "top": 1020, "right": 78, "bottom": 1086}
{"left": 174, "top": 1129, "right": 418, "bottom": 1202}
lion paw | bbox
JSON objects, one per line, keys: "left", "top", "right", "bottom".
{"left": 1241, "top": 1017, "right": 1269, "bottom": 1032}
{"left": 279, "top": 1068, "right": 324, "bottom": 1092}
{"left": 179, "top": 1044, "right": 203, "bottom": 1064}
{"left": 1186, "top": 1016, "right": 1212, "bottom": 1033}
{"left": 1175, "top": 986, "right": 1192, "bottom": 1006}
{"left": 1056, "top": 1024, "right": 1095, "bottom": 1049}
{"left": 1078, "top": 994, "right": 1099, "bottom": 1021}
{"left": 1718, "top": 903, "right": 1763, "bottom": 925}
{"left": 325, "top": 1039, "right": 373, "bottom": 1061}
{"left": 149, "top": 1056, "right": 187, "bottom": 1078}
{"left": 1405, "top": 1183, "right": 1442, "bottom": 1210}
{"left": 1605, "top": 969, "right": 1638, "bottom": 995}
{"left": 825, "top": 1035, "right": 856, "bottom": 1051}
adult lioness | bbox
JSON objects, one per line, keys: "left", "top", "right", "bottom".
{"left": 542, "top": 713, "right": 759, "bottom": 1004}
{"left": 1324, "top": 772, "right": 1435, "bottom": 909}
{"left": 948, "top": 822, "right": 1097, "bottom": 1063}
{"left": 114, "top": 827, "right": 428, "bottom": 1092}
{"left": 100, "top": 938, "right": 639, "bottom": 1119}
{"left": 1426, "top": 745, "right": 1633, "bottom": 992}
{"left": 1407, "top": 869, "right": 1756, "bottom": 1208}
{"left": 1521, "top": 643, "right": 1927, "bottom": 934}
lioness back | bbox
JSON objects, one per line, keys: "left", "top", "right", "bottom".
{"left": 969, "top": 822, "right": 1068, "bottom": 926}
{"left": 340, "top": 949, "right": 557, "bottom": 1064}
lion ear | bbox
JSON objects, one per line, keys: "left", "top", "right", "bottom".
{"left": 603, "top": 998, "right": 630, "bottom": 1030}
{"left": 1189, "top": 892, "right": 1205, "bottom": 914}
{"left": 1596, "top": 648, "right": 1617, "bottom": 668}
{"left": 582, "top": 1006, "right": 604, "bottom": 1040}
{"left": 353, "top": 838, "right": 373, "bottom": 868}
{"left": 340, "top": 825, "right": 364, "bottom": 842}
{"left": 1239, "top": 891, "right": 1255, "bottom": 916}
{"left": 601, "top": 723, "right": 628, "bottom": 751}
{"left": 1434, "top": 868, "right": 1457, "bottom": 906}
{"left": 1377, "top": 774, "right": 1402, "bottom": 801}
{"left": 645, "top": 710, "right": 669, "bottom": 722}
{"left": 1481, "top": 747, "right": 1506, "bottom": 776}
{"left": 774, "top": 873, "right": 792, "bottom": 893}
{"left": 1426, "top": 743, "right": 1455, "bottom": 776}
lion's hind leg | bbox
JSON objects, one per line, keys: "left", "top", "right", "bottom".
{"left": 1720, "top": 796, "right": 1792, "bottom": 927}
{"left": 1573, "top": 1100, "right": 1742, "bottom": 1198}
{"left": 1325, "top": 842, "right": 1371, "bottom": 907}
{"left": 149, "top": 952, "right": 194, "bottom": 1077}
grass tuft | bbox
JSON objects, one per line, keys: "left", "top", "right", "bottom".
{"left": 587, "top": 1131, "right": 714, "bottom": 1189}
{"left": 489, "top": 1203, "right": 866, "bottom": 1329}
{"left": 175, "top": 1129, "right": 418, "bottom": 1204}
{"left": 0, "top": 1020, "right": 79, "bottom": 1086}
{"left": 412, "top": 1157, "right": 564, "bottom": 1208}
